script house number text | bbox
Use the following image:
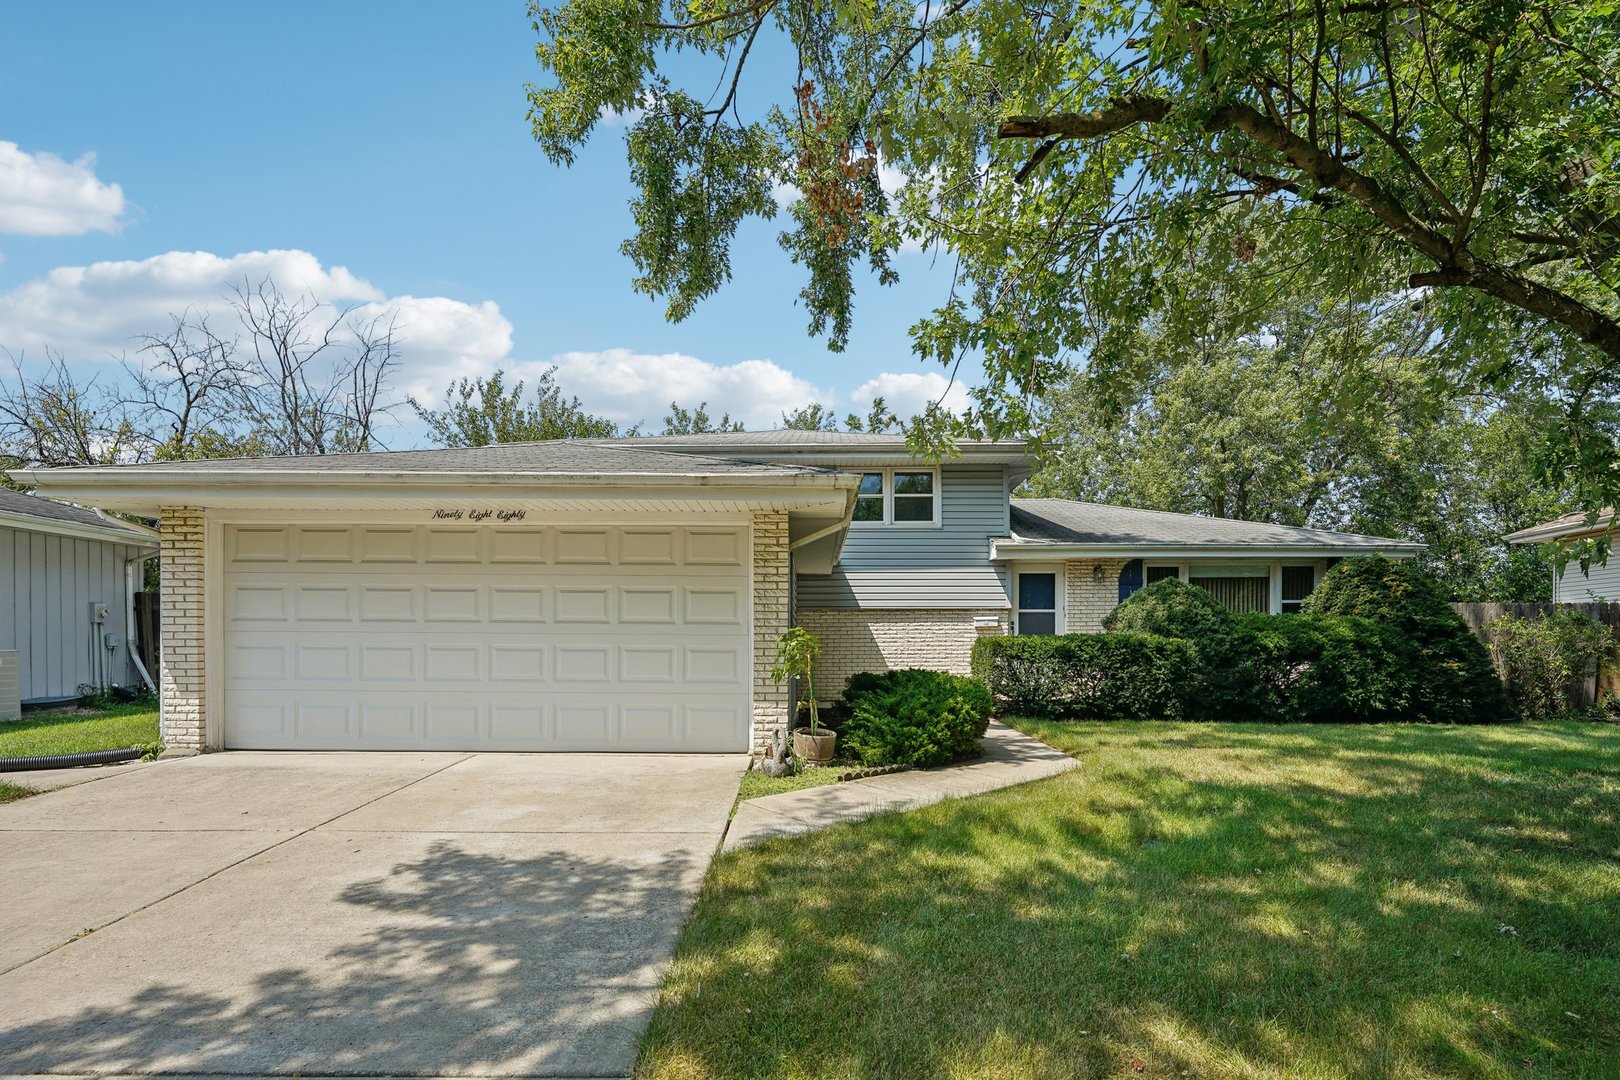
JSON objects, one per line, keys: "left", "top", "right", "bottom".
{"left": 431, "top": 509, "right": 528, "bottom": 522}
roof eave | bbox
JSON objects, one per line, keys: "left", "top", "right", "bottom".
{"left": 1504, "top": 516, "right": 1616, "bottom": 545}
{"left": 0, "top": 507, "right": 160, "bottom": 548}
{"left": 18, "top": 468, "right": 861, "bottom": 518}
{"left": 991, "top": 539, "right": 1425, "bottom": 560}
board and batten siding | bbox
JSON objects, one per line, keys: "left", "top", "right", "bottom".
{"left": 1554, "top": 555, "right": 1620, "bottom": 603}
{"left": 796, "top": 462, "right": 1012, "bottom": 609}
{"left": 0, "top": 525, "right": 145, "bottom": 702}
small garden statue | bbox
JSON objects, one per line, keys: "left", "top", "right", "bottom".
{"left": 758, "top": 727, "right": 795, "bottom": 777}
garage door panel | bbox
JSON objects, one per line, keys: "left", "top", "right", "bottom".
{"left": 224, "top": 690, "right": 746, "bottom": 751}
{"left": 222, "top": 523, "right": 750, "bottom": 751}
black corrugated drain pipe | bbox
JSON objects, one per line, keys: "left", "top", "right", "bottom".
{"left": 0, "top": 747, "right": 144, "bottom": 773}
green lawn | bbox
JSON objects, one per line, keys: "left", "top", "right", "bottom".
{"left": 732, "top": 764, "right": 846, "bottom": 816}
{"left": 0, "top": 703, "right": 161, "bottom": 759}
{"left": 638, "top": 720, "right": 1620, "bottom": 1079}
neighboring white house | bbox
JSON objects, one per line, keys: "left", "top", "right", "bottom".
{"left": 21, "top": 431, "right": 1420, "bottom": 754}
{"left": 1505, "top": 509, "right": 1620, "bottom": 602}
{"left": 0, "top": 488, "right": 160, "bottom": 712}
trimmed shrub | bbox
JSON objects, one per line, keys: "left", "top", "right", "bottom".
{"left": 1487, "top": 609, "right": 1615, "bottom": 720}
{"left": 837, "top": 669, "right": 994, "bottom": 768}
{"left": 1217, "top": 612, "right": 1411, "bottom": 723}
{"left": 1303, "top": 555, "right": 1514, "bottom": 722}
{"left": 1103, "top": 577, "right": 1236, "bottom": 642}
{"left": 970, "top": 633, "right": 1198, "bottom": 720}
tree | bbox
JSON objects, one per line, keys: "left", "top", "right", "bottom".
{"left": 1028, "top": 234, "right": 1573, "bottom": 600}
{"left": 124, "top": 311, "right": 263, "bottom": 460}
{"left": 845, "top": 396, "right": 897, "bottom": 434}
{"left": 411, "top": 368, "right": 620, "bottom": 447}
{"left": 2, "top": 276, "right": 409, "bottom": 481}
{"left": 526, "top": 0, "right": 1620, "bottom": 507}
{"left": 0, "top": 350, "right": 143, "bottom": 474}
{"left": 662, "top": 401, "right": 744, "bottom": 434}
{"left": 228, "top": 278, "right": 400, "bottom": 455}
{"left": 781, "top": 402, "right": 839, "bottom": 431}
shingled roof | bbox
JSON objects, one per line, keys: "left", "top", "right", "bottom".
{"left": 1008, "top": 499, "right": 1423, "bottom": 552}
{"left": 0, "top": 487, "right": 154, "bottom": 540}
{"left": 35, "top": 440, "right": 834, "bottom": 477}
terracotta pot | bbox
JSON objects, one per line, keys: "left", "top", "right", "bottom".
{"left": 793, "top": 727, "right": 837, "bottom": 765}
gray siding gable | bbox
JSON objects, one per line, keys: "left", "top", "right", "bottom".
{"left": 797, "top": 462, "right": 1012, "bottom": 609}
{"left": 1, "top": 525, "right": 147, "bottom": 703}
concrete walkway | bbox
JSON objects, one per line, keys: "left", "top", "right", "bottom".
{"left": 723, "top": 721, "right": 1076, "bottom": 851}
{"left": 0, "top": 749, "right": 745, "bottom": 1079}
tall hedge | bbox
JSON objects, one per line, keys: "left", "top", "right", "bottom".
{"left": 1217, "top": 612, "right": 1412, "bottom": 723}
{"left": 1302, "top": 555, "right": 1514, "bottom": 722}
{"left": 970, "top": 633, "right": 1198, "bottom": 720}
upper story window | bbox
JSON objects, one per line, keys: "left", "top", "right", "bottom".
{"left": 852, "top": 468, "right": 939, "bottom": 525}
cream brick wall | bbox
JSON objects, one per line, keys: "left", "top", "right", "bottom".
{"left": 796, "top": 608, "right": 1009, "bottom": 703}
{"left": 1063, "top": 558, "right": 1128, "bottom": 632}
{"left": 159, "top": 506, "right": 206, "bottom": 751}
{"left": 752, "top": 511, "right": 791, "bottom": 751}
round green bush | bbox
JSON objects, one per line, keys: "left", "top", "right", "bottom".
{"left": 1303, "top": 554, "right": 1514, "bottom": 722}
{"left": 1104, "top": 577, "right": 1235, "bottom": 641}
{"left": 838, "top": 668, "right": 994, "bottom": 767}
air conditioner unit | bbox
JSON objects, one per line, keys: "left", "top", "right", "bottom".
{"left": 0, "top": 650, "right": 19, "bottom": 722}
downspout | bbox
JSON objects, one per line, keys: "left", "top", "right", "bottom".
{"left": 126, "top": 551, "right": 158, "bottom": 692}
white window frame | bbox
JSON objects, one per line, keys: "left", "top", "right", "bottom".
{"left": 1144, "top": 561, "right": 1188, "bottom": 585}
{"left": 849, "top": 467, "right": 941, "bottom": 528}
{"left": 1012, "top": 564, "right": 1066, "bottom": 635}
{"left": 1145, "top": 559, "right": 1326, "bottom": 614}
{"left": 1276, "top": 561, "right": 1320, "bottom": 615}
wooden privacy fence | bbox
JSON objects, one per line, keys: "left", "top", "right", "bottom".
{"left": 134, "top": 591, "right": 160, "bottom": 679}
{"left": 1451, "top": 602, "right": 1620, "bottom": 703}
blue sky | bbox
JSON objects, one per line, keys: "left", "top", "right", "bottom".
{"left": 0, "top": 2, "right": 970, "bottom": 442}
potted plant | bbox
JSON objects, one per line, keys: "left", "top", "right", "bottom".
{"left": 772, "top": 627, "right": 835, "bottom": 765}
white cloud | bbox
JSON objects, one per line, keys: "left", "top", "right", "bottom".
{"left": 0, "top": 249, "right": 383, "bottom": 359}
{"left": 0, "top": 247, "right": 850, "bottom": 439}
{"left": 356, "top": 295, "right": 514, "bottom": 402}
{"left": 517, "top": 348, "right": 828, "bottom": 430}
{"left": 853, "top": 371, "right": 970, "bottom": 416}
{"left": 0, "top": 142, "right": 128, "bottom": 236}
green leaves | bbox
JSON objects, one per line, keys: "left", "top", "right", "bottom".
{"left": 527, "top": 0, "right": 1620, "bottom": 515}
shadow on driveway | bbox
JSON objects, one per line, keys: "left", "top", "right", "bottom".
{"left": 1, "top": 837, "right": 702, "bottom": 1077}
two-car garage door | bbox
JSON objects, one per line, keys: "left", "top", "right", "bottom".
{"left": 221, "top": 522, "right": 751, "bottom": 751}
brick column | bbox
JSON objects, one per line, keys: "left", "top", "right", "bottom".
{"left": 159, "top": 506, "right": 207, "bottom": 752}
{"left": 751, "top": 511, "right": 791, "bottom": 753}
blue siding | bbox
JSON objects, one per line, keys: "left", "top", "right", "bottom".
{"left": 797, "top": 463, "right": 1012, "bottom": 609}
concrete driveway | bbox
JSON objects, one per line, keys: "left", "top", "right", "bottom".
{"left": 0, "top": 750, "right": 745, "bottom": 1078}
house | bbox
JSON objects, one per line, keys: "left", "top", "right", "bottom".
{"left": 1505, "top": 509, "right": 1619, "bottom": 601}
{"left": 0, "top": 488, "right": 160, "bottom": 715}
{"left": 20, "top": 431, "right": 1419, "bottom": 753}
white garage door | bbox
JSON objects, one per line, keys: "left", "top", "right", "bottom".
{"left": 221, "top": 523, "right": 751, "bottom": 751}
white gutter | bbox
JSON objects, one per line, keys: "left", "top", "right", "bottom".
{"left": 990, "top": 539, "right": 1425, "bottom": 561}
{"left": 0, "top": 507, "right": 160, "bottom": 548}
{"left": 1504, "top": 514, "right": 1615, "bottom": 545}
{"left": 17, "top": 466, "right": 859, "bottom": 488}
{"left": 97, "top": 508, "right": 160, "bottom": 538}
